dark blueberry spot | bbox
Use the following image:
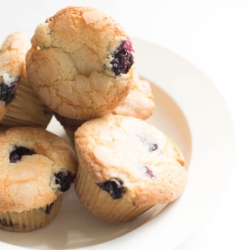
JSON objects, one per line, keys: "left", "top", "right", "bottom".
{"left": 97, "top": 178, "right": 125, "bottom": 199}
{"left": 0, "top": 76, "right": 19, "bottom": 104}
{"left": 0, "top": 218, "right": 13, "bottom": 227}
{"left": 54, "top": 171, "right": 75, "bottom": 192}
{"left": 145, "top": 166, "right": 156, "bottom": 179}
{"left": 44, "top": 201, "right": 54, "bottom": 214}
{"left": 110, "top": 40, "right": 134, "bottom": 75}
{"left": 9, "top": 146, "right": 35, "bottom": 163}
{"left": 149, "top": 143, "right": 158, "bottom": 152}
{"left": 137, "top": 136, "right": 158, "bottom": 152}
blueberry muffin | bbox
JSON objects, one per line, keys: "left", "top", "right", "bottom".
{"left": 26, "top": 6, "right": 135, "bottom": 120}
{"left": 74, "top": 115, "right": 187, "bottom": 223}
{"left": 55, "top": 74, "right": 154, "bottom": 143}
{"left": 0, "top": 127, "right": 77, "bottom": 232}
{"left": 0, "top": 32, "right": 53, "bottom": 128}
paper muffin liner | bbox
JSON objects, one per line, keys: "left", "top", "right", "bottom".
{"left": 0, "top": 193, "right": 63, "bottom": 232}
{"left": 64, "top": 128, "right": 76, "bottom": 144}
{"left": 75, "top": 165, "right": 152, "bottom": 223}
{"left": 55, "top": 113, "right": 86, "bottom": 144}
{"left": 0, "top": 77, "right": 53, "bottom": 128}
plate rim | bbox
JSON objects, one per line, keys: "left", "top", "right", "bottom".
{"left": 0, "top": 38, "right": 236, "bottom": 250}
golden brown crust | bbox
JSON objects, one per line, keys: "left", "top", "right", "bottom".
{"left": 27, "top": 6, "right": 135, "bottom": 120}
{"left": 0, "top": 127, "right": 77, "bottom": 212}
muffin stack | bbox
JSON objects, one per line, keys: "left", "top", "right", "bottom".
{"left": 0, "top": 31, "right": 77, "bottom": 231}
{"left": 0, "top": 32, "right": 53, "bottom": 128}
{"left": 26, "top": 6, "right": 155, "bottom": 142}
{"left": 0, "top": 6, "right": 187, "bottom": 230}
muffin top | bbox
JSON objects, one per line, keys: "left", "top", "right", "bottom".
{"left": 0, "top": 127, "right": 77, "bottom": 212}
{"left": 112, "top": 74, "right": 154, "bottom": 120}
{"left": 26, "top": 6, "right": 135, "bottom": 120}
{"left": 75, "top": 115, "right": 187, "bottom": 207}
{"left": 0, "top": 32, "right": 30, "bottom": 121}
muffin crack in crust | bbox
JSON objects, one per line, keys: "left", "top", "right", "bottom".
{"left": 26, "top": 6, "right": 135, "bottom": 120}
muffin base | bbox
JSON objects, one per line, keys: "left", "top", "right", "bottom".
{"left": 54, "top": 112, "right": 86, "bottom": 144}
{"left": 0, "top": 193, "right": 63, "bottom": 232}
{"left": 0, "top": 77, "right": 53, "bottom": 128}
{"left": 75, "top": 166, "right": 152, "bottom": 223}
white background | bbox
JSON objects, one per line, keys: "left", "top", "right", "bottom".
{"left": 1, "top": 0, "right": 249, "bottom": 249}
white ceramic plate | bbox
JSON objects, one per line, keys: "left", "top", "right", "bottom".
{"left": 0, "top": 38, "right": 235, "bottom": 250}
